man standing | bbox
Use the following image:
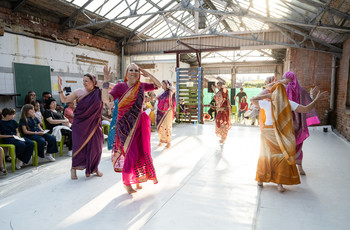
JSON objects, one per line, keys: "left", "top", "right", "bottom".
{"left": 234, "top": 88, "right": 247, "bottom": 105}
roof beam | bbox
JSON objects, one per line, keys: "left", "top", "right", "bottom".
{"left": 61, "top": 0, "right": 94, "bottom": 29}
{"left": 296, "top": 0, "right": 350, "bottom": 21}
{"left": 12, "top": 0, "right": 29, "bottom": 12}
{"left": 203, "top": 0, "right": 232, "bottom": 32}
{"left": 126, "top": 32, "right": 342, "bottom": 56}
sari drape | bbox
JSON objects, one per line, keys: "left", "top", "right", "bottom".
{"left": 156, "top": 90, "right": 176, "bottom": 144}
{"left": 72, "top": 87, "right": 103, "bottom": 175}
{"left": 112, "top": 82, "right": 157, "bottom": 185}
{"left": 107, "top": 99, "right": 118, "bottom": 150}
{"left": 214, "top": 89, "right": 231, "bottom": 141}
{"left": 284, "top": 71, "right": 320, "bottom": 164}
{"left": 256, "top": 83, "right": 300, "bottom": 185}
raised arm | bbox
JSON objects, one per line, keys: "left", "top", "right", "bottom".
{"left": 140, "top": 68, "right": 161, "bottom": 88}
{"left": 58, "top": 76, "right": 78, "bottom": 103}
{"left": 295, "top": 90, "right": 328, "bottom": 114}
{"left": 250, "top": 93, "right": 272, "bottom": 108}
{"left": 102, "top": 66, "right": 115, "bottom": 104}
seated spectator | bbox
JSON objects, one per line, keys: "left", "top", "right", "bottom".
{"left": 144, "top": 95, "right": 156, "bottom": 125}
{"left": 238, "top": 97, "right": 248, "bottom": 121}
{"left": 24, "top": 94, "right": 35, "bottom": 105}
{"left": 44, "top": 98, "right": 72, "bottom": 156}
{"left": 0, "top": 109, "right": 11, "bottom": 163}
{"left": 207, "top": 97, "right": 216, "bottom": 121}
{"left": 0, "top": 147, "right": 7, "bottom": 176}
{"left": 20, "top": 104, "right": 57, "bottom": 162}
{"left": 32, "top": 101, "right": 43, "bottom": 125}
{"left": 244, "top": 103, "right": 259, "bottom": 125}
{"left": 102, "top": 102, "right": 113, "bottom": 126}
{"left": 0, "top": 108, "right": 34, "bottom": 169}
{"left": 64, "top": 101, "right": 76, "bottom": 125}
{"left": 40, "top": 91, "right": 52, "bottom": 114}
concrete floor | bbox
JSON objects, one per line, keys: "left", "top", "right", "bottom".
{"left": 0, "top": 122, "right": 349, "bottom": 230}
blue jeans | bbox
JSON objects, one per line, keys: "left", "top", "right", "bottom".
{"left": 3, "top": 137, "right": 34, "bottom": 164}
{"left": 27, "top": 134, "right": 58, "bottom": 158}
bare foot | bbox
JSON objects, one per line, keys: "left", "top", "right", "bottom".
{"left": 86, "top": 174, "right": 91, "bottom": 178}
{"left": 158, "top": 143, "right": 162, "bottom": 146}
{"left": 96, "top": 170, "right": 103, "bottom": 177}
{"left": 277, "top": 184, "right": 286, "bottom": 192}
{"left": 71, "top": 169, "right": 78, "bottom": 180}
{"left": 136, "top": 183, "right": 143, "bottom": 190}
{"left": 165, "top": 143, "right": 171, "bottom": 148}
{"left": 298, "top": 165, "right": 306, "bottom": 175}
{"left": 124, "top": 185, "right": 137, "bottom": 194}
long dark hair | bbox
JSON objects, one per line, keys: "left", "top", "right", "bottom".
{"left": 21, "top": 104, "right": 34, "bottom": 130}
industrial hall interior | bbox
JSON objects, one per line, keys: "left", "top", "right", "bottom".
{"left": 1, "top": 0, "right": 350, "bottom": 229}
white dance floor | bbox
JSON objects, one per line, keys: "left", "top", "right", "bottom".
{"left": 0, "top": 123, "right": 349, "bottom": 230}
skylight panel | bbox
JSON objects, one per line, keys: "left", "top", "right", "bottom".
{"left": 85, "top": 0, "right": 103, "bottom": 12}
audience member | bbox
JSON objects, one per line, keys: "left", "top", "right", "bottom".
{"left": 64, "top": 101, "right": 76, "bottom": 125}
{"left": 234, "top": 88, "right": 247, "bottom": 106}
{"left": 44, "top": 97, "right": 72, "bottom": 156}
{"left": 0, "top": 108, "right": 34, "bottom": 169}
{"left": 238, "top": 97, "right": 248, "bottom": 121}
{"left": 20, "top": 104, "right": 57, "bottom": 162}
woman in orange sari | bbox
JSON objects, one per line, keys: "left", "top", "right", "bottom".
{"left": 212, "top": 82, "right": 231, "bottom": 144}
{"left": 251, "top": 82, "right": 327, "bottom": 192}
{"left": 102, "top": 64, "right": 161, "bottom": 194}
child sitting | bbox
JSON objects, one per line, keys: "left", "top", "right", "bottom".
{"left": 32, "top": 101, "right": 43, "bottom": 125}
{"left": 20, "top": 104, "right": 57, "bottom": 162}
{"left": 0, "top": 108, "right": 34, "bottom": 169}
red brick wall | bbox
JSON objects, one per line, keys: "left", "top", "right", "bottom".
{"left": 335, "top": 38, "right": 350, "bottom": 141}
{"left": 0, "top": 7, "right": 118, "bottom": 54}
{"left": 288, "top": 48, "right": 332, "bottom": 125}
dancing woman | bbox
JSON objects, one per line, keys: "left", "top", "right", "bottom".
{"left": 58, "top": 73, "right": 104, "bottom": 180}
{"left": 251, "top": 82, "right": 327, "bottom": 192}
{"left": 156, "top": 80, "right": 176, "bottom": 148}
{"left": 102, "top": 63, "right": 161, "bottom": 194}
{"left": 283, "top": 71, "right": 320, "bottom": 175}
{"left": 211, "top": 82, "right": 231, "bottom": 144}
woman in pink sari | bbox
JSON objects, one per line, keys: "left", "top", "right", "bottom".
{"left": 156, "top": 80, "right": 176, "bottom": 148}
{"left": 283, "top": 71, "right": 320, "bottom": 175}
{"left": 102, "top": 64, "right": 161, "bottom": 194}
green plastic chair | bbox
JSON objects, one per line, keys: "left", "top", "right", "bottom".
{"left": 18, "top": 125, "right": 39, "bottom": 167}
{"left": 231, "top": 105, "right": 238, "bottom": 123}
{"left": 42, "top": 118, "right": 64, "bottom": 157}
{"left": 0, "top": 140, "right": 16, "bottom": 172}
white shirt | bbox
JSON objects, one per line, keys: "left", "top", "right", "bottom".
{"left": 259, "top": 100, "right": 299, "bottom": 126}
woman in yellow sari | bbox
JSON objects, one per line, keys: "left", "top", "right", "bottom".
{"left": 250, "top": 82, "right": 327, "bottom": 192}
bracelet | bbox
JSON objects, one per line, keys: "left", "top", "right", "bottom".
{"left": 58, "top": 91, "right": 63, "bottom": 94}
{"left": 102, "top": 82, "right": 110, "bottom": 89}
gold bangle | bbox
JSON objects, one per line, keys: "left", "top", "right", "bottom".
{"left": 58, "top": 91, "right": 63, "bottom": 94}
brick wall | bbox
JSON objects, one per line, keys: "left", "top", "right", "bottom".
{"left": 0, "top": 7, "right": 118, "bottom": 54}
{"left": 287, "top": 48, "right": 333, "bottom": 125}
{"left": 335, "top": 38, "right": 350, "bottom": 141}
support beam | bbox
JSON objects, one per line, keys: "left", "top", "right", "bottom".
{"left": 203, "top": 0, "right": 232, "bottom": 32}
{"left": 297, "top": 0, "right": 350, "bottom": 21}
{"left": 61, "top": 0, "right": 94, "bottom": 29}
{"left": 12, "top": 0, "right": 29, "bottom": 12}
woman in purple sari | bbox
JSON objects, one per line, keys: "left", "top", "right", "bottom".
{"left": 58, "top": 74, "right": 104, "bottom": 180}
{"left": 102, "top": 64, "right": 161, "bottom": 194}
{"left": 156, "top": 80, "right": 176, "bottom": 148}
{"left": 283, "top": 71, "right": 320, "bottom": 175}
